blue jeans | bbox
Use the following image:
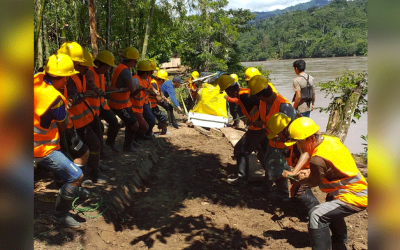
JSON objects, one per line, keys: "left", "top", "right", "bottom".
{"left": 264, "top": 143, "right": 290, "bottom": 180}
{"left": 301, "top": 111, "right": 311, "bottom": 117}
{"left": 37, "top": 150, "right": 83, "bottom": 183}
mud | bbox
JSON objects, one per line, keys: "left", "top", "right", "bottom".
{"left": 34, "top": 125, "right": 367, "bottom": 249}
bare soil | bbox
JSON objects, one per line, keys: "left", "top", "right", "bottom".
{"left": 34, "top": 124, "right": 368, "bottom": 250}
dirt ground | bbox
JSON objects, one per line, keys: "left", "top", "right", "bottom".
{"left": 34, "top": 124, "right": 368, "bottom": 250}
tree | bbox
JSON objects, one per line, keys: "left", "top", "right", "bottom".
{"left": 141, "top": 0, "right": 156, "bottom": 59}
{"left": 318, "top": 70, "right": 368, "bottom": 143}
{"left": 88, "top": 0, "right": 98, "bottom": 57}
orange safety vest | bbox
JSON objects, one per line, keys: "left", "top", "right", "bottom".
{"left": 259, "top": 94, "right": 291, "bottom": 149}
{"left": 109, "top": 63, "right": 132, "bottom": 110}
{"left": 149, "top": 79, "right": 159, "bottom": 108}
{"left": 188, "top": 78, "right": 198, "bottom": 100}
{"left": 34, "top": 73, "right": 67, "bottom": 157}
{"left": 237, "top": 88, "right": 260, "bottom": 131}
{"left": 143, "top": 76, "right": 153, "bottom": 105}
{"left": 313, "top": 136, "right": 368, "bottom": 208}
{"left": 93, "top": 67, "right": 110, "bottom": 111}
{"left": 85, "top": 67, "right": 101, "bottom": 115}
{"left": 67, "top": 75, "right": 94, "bottom": 129}
{"left": 131, "top": 75, "right": 146, "bottom": 113}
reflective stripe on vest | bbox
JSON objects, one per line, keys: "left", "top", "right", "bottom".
{"left": 130, "top": 75, "right": 146, "bottom": 113}
{"left": 259, "top": 94, "right": 290, "bottom": 148}
{"left": 92, "top": 67, "right": 110, "bottom": 110}
{"left": 34, "top": 72, "right": 65, "bottom": 157}
{"left": 237, "top": 88, "right": 260, "bottom": 131}
{"left": 313, "top": 136, "right": 368, "bottom": 208}
{"left": 68, "top": 75, "right": 94, "bottom": 128}
{"left": 109, "top": 64, "right": 132, "bottom": 110}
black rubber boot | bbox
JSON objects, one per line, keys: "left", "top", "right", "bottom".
{"left": 53, "top": 184, "right": 80, "bottom": 227}
{"left": 252, "top": 174, "right": 274, "bottom": 194}
{"left": 87, "top": 153, "right": 107, "bottom": 183}
{"left": 123, "top": 127, "right": 138, "bottom": 152}
{"left": 227, "top": 156, "right": 249, "bottom": 186}
{"left": 170, "top": 110, "right": 179, "bottom": 129}
{"left": 298, "top": 188, "right": 320, "bottom": 211}
{"left": 160, "top": 122, "right": 168, "bottom": 135}
{"left": 330, "top": 218, "right": 348, "bottom": 250}
{"left": 272, "top": 177, "right": 290, "bottom": 201}
{"left": 309, "top": 225, "right": 332, "bottom": 250}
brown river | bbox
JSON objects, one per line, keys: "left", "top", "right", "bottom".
{"left": 242, "top": 56, "right": 368, "bottom": 153}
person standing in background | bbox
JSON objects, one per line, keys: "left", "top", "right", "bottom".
{"left": 292, "top": 59, "right": 315, "bottom": 117}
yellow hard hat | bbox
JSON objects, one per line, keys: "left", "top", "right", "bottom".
{"left": 245, "top": 67, "right": 261, "bottom": 81}
{"left": 148, "top": 59, "right": 157, "bottom": 71}
{"left": 248, "top": 75, "right": 269, "bottom": 95}
{"left": 218, "top": 74, "right": 235, "bottom": 91}
{"left": 80, "top": 49, "right": 97, "bottom": 67}
{"left": 44, "top": 53, "right": 79, "bottom": 77}
{"left": 96, "top": 50, "right": 117, "bottom": 67}
{"left": 137, "top": 60, "right": 153, "bottom": 71}
{"left": 156, "top": 70, "right": 168, "bottom": 80}
{"left": 191, "top": 71, "right": 199, "bottom": 79}
{"left": 230, "top": 73, "right": 239, "bottom": 82}
{"left": 122, "top": 47, "right": 140, "bottom": 60}
{"left": 287, "top": 117, "right": 320, "bottom": 143}
{"left": 267, "top": 113, "right": 295, "bottom": 146}
{"left": 57, "top": 41, "right": 85, "bottom": 63}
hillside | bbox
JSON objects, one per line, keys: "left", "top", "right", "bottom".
{"left": 252, "top": 0, "right": 331, "bottom": 21}
{"left": 238, "top": 0, "right": 367, "bottom": 61}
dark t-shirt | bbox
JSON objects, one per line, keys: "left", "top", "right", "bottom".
{"left": 239, "top": 93, "right": 260, "bottom": 114}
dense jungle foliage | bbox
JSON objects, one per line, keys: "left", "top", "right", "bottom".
{"left": 237, "top": 0, "right": 367, "bottom": 61}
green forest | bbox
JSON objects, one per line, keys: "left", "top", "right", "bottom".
{"left": 34, "top": 0, "right": 254, "bottom": 73}
{"left": 238, "top": 0, "right": 368, "bottom": 61}
{"left": 34, "top": 0, "right": 367, "bottom": 74}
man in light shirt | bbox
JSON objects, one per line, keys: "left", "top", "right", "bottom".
{"left": 292, "top": 59, "right": 315, "bottom": 117}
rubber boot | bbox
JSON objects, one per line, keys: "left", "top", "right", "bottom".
{"left": 227, "top": 156, "right": 249, "bottom": 186}
{"left": 53, "top": 184, "right": 80, "bottom": 227}
{"left": 160, "top": 122, "right": 168, "bottom": 135}
{"left": 272, "top": 177, "right": 290, "bottom": 202}
{"left": 170, "top": 110, "right": 179, "bottom": 129}
{"left": 298, "top": 188, "right": 320, "bottom": 211}
{"left": 87, "top": 153, "right": 107, "bottom": 183}
{"left": 330, "top": 218, "right": 348, "bottom": 250}
{"left": 252, "top": 174, "right": 274, "bottom": 194}
{"left": 309, "top": 225, "right": 332, "bottom": 250}
{"left": 123, "top": 127, "right": 138, "bottom": 152}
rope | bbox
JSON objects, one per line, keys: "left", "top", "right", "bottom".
{"left": 34, "top": 191, "right": 112, "bottom": 240}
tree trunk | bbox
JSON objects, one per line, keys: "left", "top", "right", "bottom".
{"left": 88, "top": 0, "right": 98, "bottom": 57}
{"left": 105, "top": 0, "right": 111, "bottom": 84}
{"left": 128, "top": 0, "right": 134, "bottom": 47}
{"left": 325, "top": 82, "right": 364, "bottom": 143}
{"left": 43, "top": 20, "right": 50, "bottom": 60}
{"left": 37, "top": 21, "right": 43, "bottom": 70}
{"left": 141, "top": 0, "right": 156, "bottom": 59}
{"left": 106, "top": 0, "right": 111, "bottom": 50}
{"left": 34, "top": 0, "right": 46, "bottom": 54}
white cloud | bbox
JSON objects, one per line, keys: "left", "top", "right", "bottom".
{"left": 225, "top": 0, "right": 311, "bottom": 12}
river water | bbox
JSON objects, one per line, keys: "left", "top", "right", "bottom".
{"left": 241, "top": 56, "right": 368, "bottom": 153}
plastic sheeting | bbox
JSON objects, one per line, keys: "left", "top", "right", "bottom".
{"left": 191, "top": 83, "right": 228, "bottom": 118}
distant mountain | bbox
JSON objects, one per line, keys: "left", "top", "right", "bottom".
{"left": 252, "top": 0, "right": 332, "bottom": 21}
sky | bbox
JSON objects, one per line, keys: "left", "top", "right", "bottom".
{"left": 224, "top": 0, "right": 311, "bottom": 12}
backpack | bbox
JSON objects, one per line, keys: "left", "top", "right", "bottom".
{"left": 292, "top": 74, "right": 314, "bottom": 108}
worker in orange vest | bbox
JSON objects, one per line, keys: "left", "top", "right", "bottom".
{"left": 90, "top": 51, "right": 122, "bottom": 155}
{"left": 184, "top": 71, "right": 200, "bottom": 111}
{"left": 109, "top": 47, "right": 142, "bottom": 152}
{"left": 58, "top": 42, "right": 109, "bottom": 181}
{"left": 248, "top": 75, "right": 299, "bottom": 201}
{"left": 267, "top": 113, "right": 320, "bottom": 212}
{"left": 139, "top": 60, "right": 157, "bottom": 138}
{"left": 34, "top": 53, "right": 84, "bottom": 227}
{"left": 218, "top": 74, "right": 266, "bottom": 186}
{"left": 130, "top": 60, "right": 154, "bottom": 140}
{"left": 150, "top": 70, "right": 169, "bottom": 134}
{"left": 287, "top": 117, "right": 367, "bottom": 250}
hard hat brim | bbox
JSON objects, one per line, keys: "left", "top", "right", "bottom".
{"left": 284, "top": 140, "right": 297, "bottom": 147}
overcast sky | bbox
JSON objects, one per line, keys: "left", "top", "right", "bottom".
{"left": 224, "top": 0, "right": 311, "bottom": 12}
